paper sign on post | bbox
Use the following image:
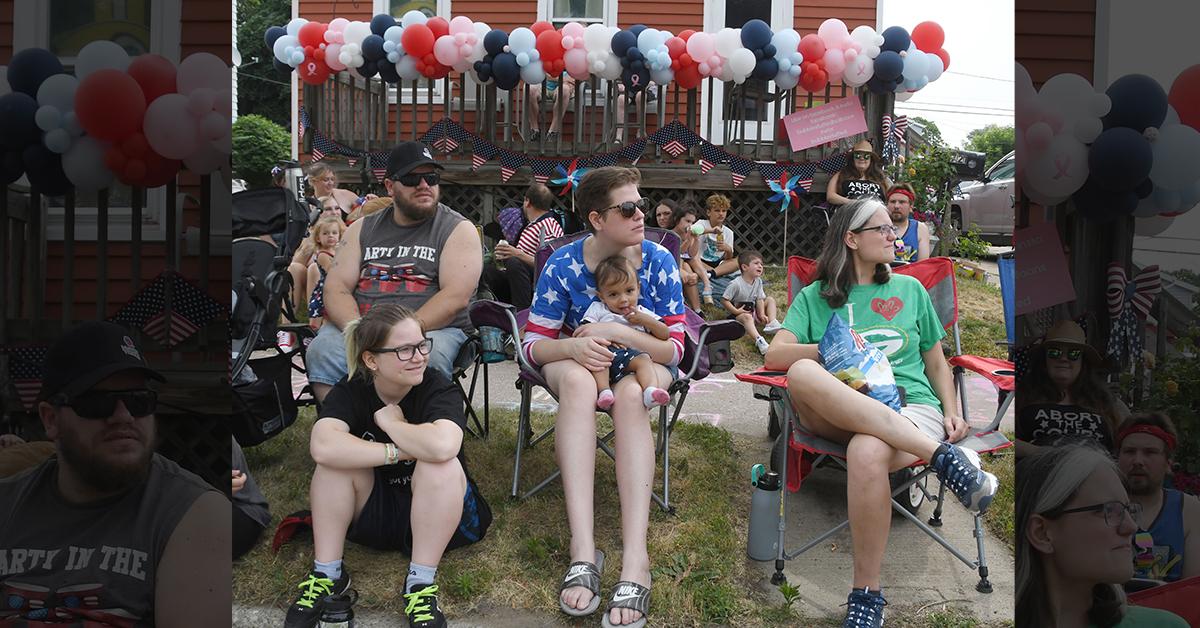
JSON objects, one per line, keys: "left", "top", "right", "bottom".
{"left": 1013, "top": 221, "right": 1075, "bottom": 315}
{"left": 781, "top": 98, "right": 869, "bottom": 152}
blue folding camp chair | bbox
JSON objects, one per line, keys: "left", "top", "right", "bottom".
{"left": 469, "top": 228, "right": 744, "bottom": 512}
{"left": 738, "top": 256, "right": 1013, "bottom": 592}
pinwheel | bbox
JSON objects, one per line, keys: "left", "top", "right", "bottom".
{"left": 551, "top": 157, "right": 588, "bottom": 196}
{"left": 767, "top": 172, "right": 803, "bottom": 212}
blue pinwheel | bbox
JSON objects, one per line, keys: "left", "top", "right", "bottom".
{"left": 551, "top": 158, "right": 588, "bottom": 196}
{"left": 767, "top": 172, "right": 802, "bottom": 213}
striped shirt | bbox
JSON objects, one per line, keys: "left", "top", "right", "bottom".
{"left": 523, "top": 238, "right": 686, "bottom": 367}
{"left": 515, "top": 213, "right": 564, "bottom": 257}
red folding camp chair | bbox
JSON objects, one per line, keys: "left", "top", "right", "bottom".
{"left": 736, "top": 256, "right": 1013, "bottom": 592}
{"left": 469, "top": 228, "right": 744, "bottom": 512}
{"left": 1127, "top": 575, "right": 1200, "bottom": 625}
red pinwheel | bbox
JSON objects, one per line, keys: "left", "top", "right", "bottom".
{"left": 767, "top": 172, "right": 802, "bottom": 213}
{"left": 551, "top": 157, "right": 588, "bottom": 196}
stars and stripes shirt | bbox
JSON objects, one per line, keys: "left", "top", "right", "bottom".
{"left": 523, "top": 239, "right": 687, "bottom": 368}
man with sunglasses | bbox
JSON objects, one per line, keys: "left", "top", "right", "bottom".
{"left": 1116, "top": 412, "right": 1200, "bottom": 583}
{"left": 308, "top": 141, "right": 483, "bottom": 403}
{"left": 0, "top": 321, "right": 229, "bottom": 626}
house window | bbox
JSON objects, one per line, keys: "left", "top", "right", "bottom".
{"left": 49, "top": 0, "right": 151, "bottom": 59}
{"left": 722, "top": 0, "right": 770, "bottom": 126}
{"left": 541, "top": 0, "right": 616, "bottom": 27}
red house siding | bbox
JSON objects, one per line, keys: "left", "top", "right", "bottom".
{"left": 1016, "top": 0, "right": 1095, "bottom": 87}
{"left": 0, "top": 0, "right": 13, "bottom": 63}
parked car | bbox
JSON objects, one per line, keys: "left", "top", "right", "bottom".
{"left": 951, "top": 151, "right": 1015, "bottom": 243}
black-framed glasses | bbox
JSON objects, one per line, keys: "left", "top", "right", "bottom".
{"left": 853, "top": 223, "right": 898, "bottom": 237}
{"left": 56, "top": 389, "right": 158, "bottom": 419}
{"left": 1047, "top": 347, "right": 1083, "bottom": 361}
{"left": 598, "top": 197, "right": 650, "bottom": 218}
{"left": 374, "top": 338, "right": 434, "bottom": 362}
{"left": 852, "top": 151, "right": 873, "bottom": 160}
{"left": 1055, "top": 501, "right": 1141, "bottom": 528}
{"left": 392, "top": 172, "right": 440, "bottom": 187}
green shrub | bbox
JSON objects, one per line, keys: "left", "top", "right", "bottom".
{"left": 953, "top": 225, "right": 992, "bottom": 261}
{"left": 232, "top": 114, "right": 290, "bottom": 188}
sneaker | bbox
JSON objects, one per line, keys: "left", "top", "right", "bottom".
{"left": 702, "top": 294, "right": 715, "bottom": 305}
{"left": 404, "top": 583, "right": 447, "bottom": 628}
{"left": 763, "top": 320, "right": 783, "bottom": 334}
{"left": 528, "top": 129, "right": 541, "bottom": 142}
{"left": 755, "top": 336, "right": 770, "bottom": 355}
{"left": 284, "top": 569, "right": 351, "bottom": 628}
{"left": 277, "top": 330, "right": 295, "bottom": 352}
{"left": 842, "top": 587, "right": 887, "bottom": 627}
{"left": 930, "top": 444, "right": 998, "bottom": 513}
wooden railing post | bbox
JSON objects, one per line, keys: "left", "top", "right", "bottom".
{"left": 62, "top": 189, "right": 74, "bottom": 327}
{"left": 97, "top": 189, "right": 108, "bottom": 318}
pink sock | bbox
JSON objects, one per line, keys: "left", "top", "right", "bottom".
{"left": 643, "top": 387, "right": 669, "bottom": 408}
{"left": 596, "top": 389, "right": 615, "bottom": 410}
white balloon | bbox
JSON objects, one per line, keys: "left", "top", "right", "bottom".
{"left": 343, "top": 21, "right": 372, "bottom": 47}
{"left": 729, "top": 48, "right": 755, "bottom": 77}
{"left": 143, "top": 94, "right": 199, "bottom": 160}
{"left": 1134, "top": 213, "right": 1174, "bottom": 236}
{"left": 1039, "top": 73, "right": 1100, "bottom": 121}
{"left": 843, "top": 55, "right": 874, "bottom": 87}
{"left": 400, "top": 10, "right": 427, "bottom": 28}
{"left": 1164, "top": 105, "right": 1181, "bottom": 127}
{"left": 850, "top": 25, "right": 882, "bottom": 58}
{"left": 1022, "top": 134, "right": 1090, "bottom": 206}
{"left": 183, "top": 142, "right": 227, "bottom": 175}
{"left": 74, "top": 40, "right": 131, "bottom": 80}
{"left": 926, "top": 54, "right": 944, "bottom": 82}
{"left": 896, "top": 91, "right": 914, "bottom": 102}
{"left": 62, "top": 136, "right": 114, "bottom": 191}
{"left": 286, "top": 18, "right": 309, "bottom": 37}
{"left": 1151, "top": 124, "right": 1200, "bottom": 190}
{"left": 1074, "top": 117, "right": 1103, "bottom": 144}
{"left": 714, "top": 28, "right": 741, "bottom": 58}
{"left": 177, "top": 53, "right": 229, "bottom": 95}
{"left": 63, "top": 111, "right": 83, "bottom": 136}
{"left": 273, "top": 35, "right": 298, "bottom": 63}
{"left": 36, "top": 74, "right": 78, "bottom": 111}
{"left": 583, "top": 24, "right": 611, "bottom": 53}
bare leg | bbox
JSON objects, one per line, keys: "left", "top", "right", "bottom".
{"left": 592, "top": 368, "right": 611, "bottom": 394}
{"left": 713, "top": 258, "right": 741, "bottom": 277}
{"left": 736, "top": 312, "right": 760, "bottom": 340}
{"left": 628, "top": 354, "right": 655, "bottom": 390}
{"left": 310, "top": 464, "right": 375, "bottom": 563}
{"left": 288, "top": 261, "right": 308, "bottom": 311}
{"left": 549, "top": 90, "right": 571, "bottom": 134}
{"left": 525, "top": 85, "right": 542, "bottom": 136}
{"left": 764, "top": 296, "right": 778, "bottom": 322}
{"left": 409, "top": 458, "right": 468, "bottom": 569}
{"left": 845, "top": 434, "right": 918, "bottom": 590}
{"left": 682, "top": 281, "right": 701, "bottom": 311}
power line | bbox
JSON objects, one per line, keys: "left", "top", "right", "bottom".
{"left": 896, "top": 106, "right": 1014, "bottom": 118}
{"left": 903, "top": 101, "right": 1014, "bottom": 113}
{"left": 1132, "top": 247, "right": 1200, "bottom": 256}
{"left": 945, "top": 71, "right": 1014, "bottom": 83}
{"left": 236, "top": 69, "right": 294, "bottom": 88}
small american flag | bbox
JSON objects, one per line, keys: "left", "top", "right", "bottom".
{"left": 299, "top": 108, "right": 311, "bottom": 139}
{"left": 817, "top": 152, "right": 848, "bottom": 173}
{"left": 729, "top": 156, "right": 753, "bottom": 188}
{"left": 471, "top": 137, "right": 499, "bottom": 171}
{"left": 347, "top": 157, "right": 358, "bottom": 167}
{"left": 434, "top": 134, "right": 459, "bottom": 153}
{"left": 649, "top": 121, "right": 698, "bottom": 158}
{"left": 111, "top": 271, "right": 227, "bottom": 348}
{"left": 1, "top": 346, "right": 48, "bottom": 410}
{"left": 499, "top": 150, "right": 526, "bottom": 182}
{"left": 310, "top": 131, "right": 340, "bottom": 162}
{"left": 795, "top": 163, "right": 815, "bottom": 191}
{"left": 529, "top": 158, "right": 557, "bottom": 185}
{"left": 369, "top": 151, "right": 389, "bottom": 180}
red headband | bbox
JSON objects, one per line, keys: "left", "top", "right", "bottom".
{"left": 887, "top": 188, "right": 915, "bottom": 203}
{"left": 1116, "top": 424, "right": 1177, "bottom": 452}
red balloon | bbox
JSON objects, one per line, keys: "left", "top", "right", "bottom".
{"left": 680, "top": 53, "right": 692, "bottom": 66}
{"left": 531, "top": 21, "right": 555, "bottom": 36}
{"left": 126, "top": 54, "right": 176, "bottom": 104}
{"left": 402, "top": 24, "right": 435, "bottom": 58}
{"left": 799, "top": 34, "right": 826, "bottom": 60}
{"left": 911, "top": 21, "right": 944, "bottom": 52}
{"left": 298, "top": 22, "right": 327, "bottom": 48}
{"left": 665, "top": 36, "right": 685, "bottom": 59}
{"left": 1169, "top": 64, "right": 1200, "bottom": 131}
{"left": 299, "top": 53, "right": 330, "bottom": 85}
{"left": 536, "top": 29, "right": 565, "bottom": 62}
{"left": 427, "top": 16, "right": 449, "bottom": 40}
{"left": 75, "top": 69, "right": 146, "bottom": 142}
{"left": 676, "top": 64, "right": 701, "bottom": 90}
{"left": 107, "top": 132, "right": 180, "bottom": 187}
{"left": 679, "top": 30, "right": 695, "bottom": 42}
{"left": 934, "top": 48, "right": 950, "bottom": 71}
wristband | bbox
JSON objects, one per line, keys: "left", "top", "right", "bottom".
{"left": 385, "top": 443, "right": 399, "bottom": 465}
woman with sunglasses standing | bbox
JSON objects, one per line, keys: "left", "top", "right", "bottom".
{"left": 826, "top": 139, "right": 893, "bottom": 207}
{"left": 308, "top": 162, "right": 373, "bottom": 220}
{"left": 1015, "top": 320, "right": 1130, "bottom": 459}
{"left": 524, "top": 166, "right": 686, "bottom": 628}
{"left": 284, "top": 303, "right": 491, "bottom": 628}
{"left": 1016, "top": 442, "right": 1187, "bottom": 627}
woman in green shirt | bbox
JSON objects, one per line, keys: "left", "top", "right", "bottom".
{"left": 764, "top": 199, "right": 998, "bottom": 627}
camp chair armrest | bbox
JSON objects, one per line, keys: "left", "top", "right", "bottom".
{"left": 680, "top": 319, "right": 745, "bottom": 381}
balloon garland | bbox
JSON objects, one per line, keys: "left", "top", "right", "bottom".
{"left": 0, "top": 45, "right": 231, "bottom": 193}
{"left": 266, "top": 15, "right": 949, "bottom": 98}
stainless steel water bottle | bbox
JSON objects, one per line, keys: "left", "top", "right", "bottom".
{"left": 318, "top": 588, "right": 357, "bottom": 628}
{"left": 747, "top": 464, "right": 782, "bottom": 561}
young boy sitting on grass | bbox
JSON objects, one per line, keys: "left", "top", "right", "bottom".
{"left": 696, "top": 193, "right": 740, "bottom": 303}
{"left": 721, "top": 249, "right": 782, "bottom": 355}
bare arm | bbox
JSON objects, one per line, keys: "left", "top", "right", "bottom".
{"left": 626, "top": 311, "right": 670, "bottom": 340}
{"left": 374, "top": 404, "right": 464, "bottom": 463}
{"left": 917, "top": 221, "right": 932, "bottom": 260}
{"left": 309, "top": 417, "right": 390, "bottom": 469}
{"left": 1182, "top": 494, "right": 1200, "bottom": 579}
{"left": 763, "top": 329, "right": 820, "bottom": 371}
{"left": 721, "top": 298, "right": 742, "bottom": 317}
{"left": 923, "top": 342, "right": 968, "bottom": 442}
{"left": 323, "top": 220, "right": 364, "bottom": 330}
{"left": 415, "top": 220, "right": 482, "bottom": 330}
{"left": 825, "top": 172, "right": 852, "bottom": 206}
{"left": 574, "top": 322, "right": 674, "bottom": 363}
{"left": 154, "top": 492, "right": 231, "bottom": 627}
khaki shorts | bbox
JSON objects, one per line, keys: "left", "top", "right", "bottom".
{"left": 901, "top": 404, "right": 947, "bottom": 442}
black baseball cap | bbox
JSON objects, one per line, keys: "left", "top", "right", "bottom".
{"left": 385, "top": 141, "right": 444, "bottom": 180}
{"left": 38, "top": 321, "right": 166, "bottom": 403}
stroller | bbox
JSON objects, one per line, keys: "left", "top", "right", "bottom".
{"left": 231, "top": 185, "right": 314, "bottom": 446}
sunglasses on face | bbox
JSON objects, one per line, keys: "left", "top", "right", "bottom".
{"left": 852, "top": 151, "right": 873, "bottom": 160}
{"left": 853, "top": 223, "right": 898, "bottom": 237}
{"left": 598, "top": 197, "right": 650, "bottom": 218}
{"left": 1054, "top": 500, "right": 1141, "bottom": 528}
{"left": 374, "top": 338, "right": 434, "bottom": 362}
{"left": 392, "top": 172, "right": 440, "bottom": 187}
{"left": 1046, "top": 347, "right": 1083, "bottom": 361}
{"left": 57, "top": 389, "right": 158, "bottom": 419}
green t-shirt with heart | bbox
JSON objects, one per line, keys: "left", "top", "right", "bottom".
{"left": 781, "top": 274, "right": 947, "bottom": 409}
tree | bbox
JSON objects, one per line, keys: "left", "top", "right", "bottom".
{"left": 236, "top": 0, "right": 291, "bottom": 128}
{"left": 910, "top": 116, "right": 945, "bottom": 147}
{"left": 963, "top": 124, "right": 1015, "bottom": 170}
{"left": 233, "top": 115, "right": 291, "bottom": 188}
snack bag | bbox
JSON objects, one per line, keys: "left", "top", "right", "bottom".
{"left": 817, "top": 314, "right": 902, "bottom": 411}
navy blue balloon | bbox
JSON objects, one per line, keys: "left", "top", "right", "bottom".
{"left": 484, "top": 30, "right": 508, "bottom": 57}
{"left": 627, "top": 48, "right": 643, "bottom": 62}
{"left": 492, "top": 52, "right": 520, "bottom": 91}
{"left": 611, "top": 30, "right": 637, "bottom": 58}
{"left": 622, "top": 67, "right": 651, "bottom": 93}
{"left": 22, "top": 144, "right": 70, "bottom": 195}
{"left": 6, "top": 48, "right": 64, "bottom": 97}
{"left": 740, "top": 19, "right": 773, "bottom": 50}
{"left": 1135, "top": 178, "right": 1154, "bottom": 199}
{"left": 753, "top": 49, "right": 763, "bottom": 61}
{"left": 362, "top": 34, "right": 386, "bottom": 61}
{"left": 874, "top": 51, "right": 904, "bottom": 81}
{"left": 370, "top": 14, "right": 397, "bottom": 36}
{"left": 0, "top": 93, "right": 40, "bottom": 149}
{"left": 763, "top": 44, "right": 776, "bottom": 58}
{"left": 752, "top": 58, "right": 778, "bottom": 81}
{"left": 1103, "top": 73, "right": 1167, "bottom": 133}
{"left": 356, "top": 63, "right": 378, "bottom": 79}
{"left": 629, "top": 24, "right": 647, "bottom": 38}
{"left": 630, "top": 60, "right": 644, "bottom": 72}
{"left": 866, "top": 75, "right": 895, "bottom": 94}
{"left": 1089, "top": 127, "right": 1153, "bottom": 192}
{"left": 265, "top": 26, "right": 288, "bottom": 50}
{"left": 1, "top": 150, "right": 24, "bottom": 185}
{"left": 273, "top": 57, "right": 294, "bottom": 75}
{"left": 377, "top": 59, "right": 400, "bottom": 84}
{"left": 880, "top": 26, "right": 911, "bottom": 54}
{"left": 1074, "top": 177, "right": 1138, "bottom": 222}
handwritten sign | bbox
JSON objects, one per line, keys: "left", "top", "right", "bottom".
{"left": 781, "top": 98, "right": 868, "bottom": 152}
{"left": 1014, "top": 222, "right": 1075, "bottom": 315}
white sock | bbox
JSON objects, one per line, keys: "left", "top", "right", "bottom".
{"left": 406, "top": 562, "right": 437, "bottom": 592}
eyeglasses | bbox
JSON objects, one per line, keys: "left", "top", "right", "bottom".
{"left": 57, "top": 389, "right": 158, "bottom": 419}
{"left": 1046, "top": 347, "right": 1083, "bottom": 361}
{"left": 392, "top": 172, "right": 441, "bottom": 187}
{"left": 374, "top": 338, "right": 434, "bottom": 362}
{"left": 852, "top": 151, "right": 873, "bottom": 160}
{"left": 597, "top": 197, "right": 650, "bottom": 218}
{"left": 853, "top": 223, "right": 898, "bottom": 237}
{"left": 1055, "top": 500, "right": 1142, "bottom": 528}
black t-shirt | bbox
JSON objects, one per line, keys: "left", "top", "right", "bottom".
{"left": 1016, "top": 402, "right": 1114, "bottom": 451}
{"left": 840, "top": 178, "right": 885, "bottom": 201}
{"left": 320, "top": 370, "right": 469, "bottom": 489}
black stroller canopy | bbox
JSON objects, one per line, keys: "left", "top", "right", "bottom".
{"left": 233, "top": 187, "right": 310, "bottom": 241}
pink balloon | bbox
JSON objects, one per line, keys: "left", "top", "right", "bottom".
{"left": 448, "top": 15, "right": 474, "bottom": 36}
{"left": 686, "top": 32, "right": 715, "bottom": 62}
{"left": 564, "top": 48, "right": 589, "bottom": 80}
{"left": 325, "top": 43, "right": 346, "bottom": 71}
{"left": 1026, "top": 121, "right": 1053, "bottom": 156}
{"left": 822, "top": 49, "right": 846, "bottom": 80}
{"left": 433, "top": 35, "right": 462, "bottom": 66}
{"left": 561, "top": 21, "right": 585, "bottom": 41}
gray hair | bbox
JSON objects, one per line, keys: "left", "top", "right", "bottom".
{"left": 814, "top": 198, "right": 891, "bottom": 309}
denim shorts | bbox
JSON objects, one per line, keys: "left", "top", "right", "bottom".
{"left": 306, "top": 323, "right": 468, "bottom": 385}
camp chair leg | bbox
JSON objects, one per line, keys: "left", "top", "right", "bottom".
{"left": 481, "top": 361, "right": 490, "bottom": 437}
{"left": 512, "top": 384, "right": 533, "bottom": 499}
{"left": 660, "top": 403, "right": 672, "bottom": 514}
{"left": 974, "top": 513, "right": 993, "bottom": 593}
{"left": 929, "top": 480, "right": 946, "bottom": 527}
{"left": 771, "top": 416, "right": 790, "bottom": 586}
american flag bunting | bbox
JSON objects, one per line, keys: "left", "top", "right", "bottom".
{"left": 0, "top": 346, "right": 48, "bottom": 410}
{"left": 111, "top": 272, "right": 227, "bottom": 348}
{"left": 529, "top": 158, "right": 557, "bottom": 185}
{"left": 498, "top": 150, "right": 526, "bottom": 182}
{"left": 729, "top": 156, "right": 753, "bottom": 188}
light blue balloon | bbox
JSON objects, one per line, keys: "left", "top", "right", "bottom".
{"left": 789, "top": 65, "right": 800, "bottom": 77}
{"left": 516, "top": 52, "right": 530, "bottom": 67}
{"left": 286, "top": 18, "right": 308, "bottom": 36}
{"left": 384, "top": 25, "right": 403, "bottom": 43}
{"left": 509, "top": 27, "right": 536, "bottom": 55}
{"left": 396, "top": 55, "right": 420, "bottom": 80}
{"left": 775, "top": 71, "right": 799, "bottom": 90}
{"left": 63, "top": 111, "right": 83, "bottom": 136}
{"left": 35, "top": 105, "right": 62, "bottom": 131}
{"left": 387, "top": 51, "right": 400, "bottom": 64}
{"left": 291, "top": 51, "right": 305, "bottom": 66}
{"left": 529, "top": 49, "right": 540, "bottom": 63}
{"left": 520, "top": 60, "right": 545, "bottom": 85}
{"left": 44, "top": 128, "right": 71, "bottom": 154}
{"left": 383, "top": 41, "right": 396, "bottom": 53}
{"left": 1154, "top": 186, "right": 1181, "bottom": 212}
{"left": 400, "top": 10, "right": 427, "bottom": 29}
{"left": 650, "top": 67, "right": 673, "bottom": 85}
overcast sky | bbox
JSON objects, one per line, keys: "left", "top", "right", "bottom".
{"left": 880, "top": 0, "right": 1014, "bottom": 153}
